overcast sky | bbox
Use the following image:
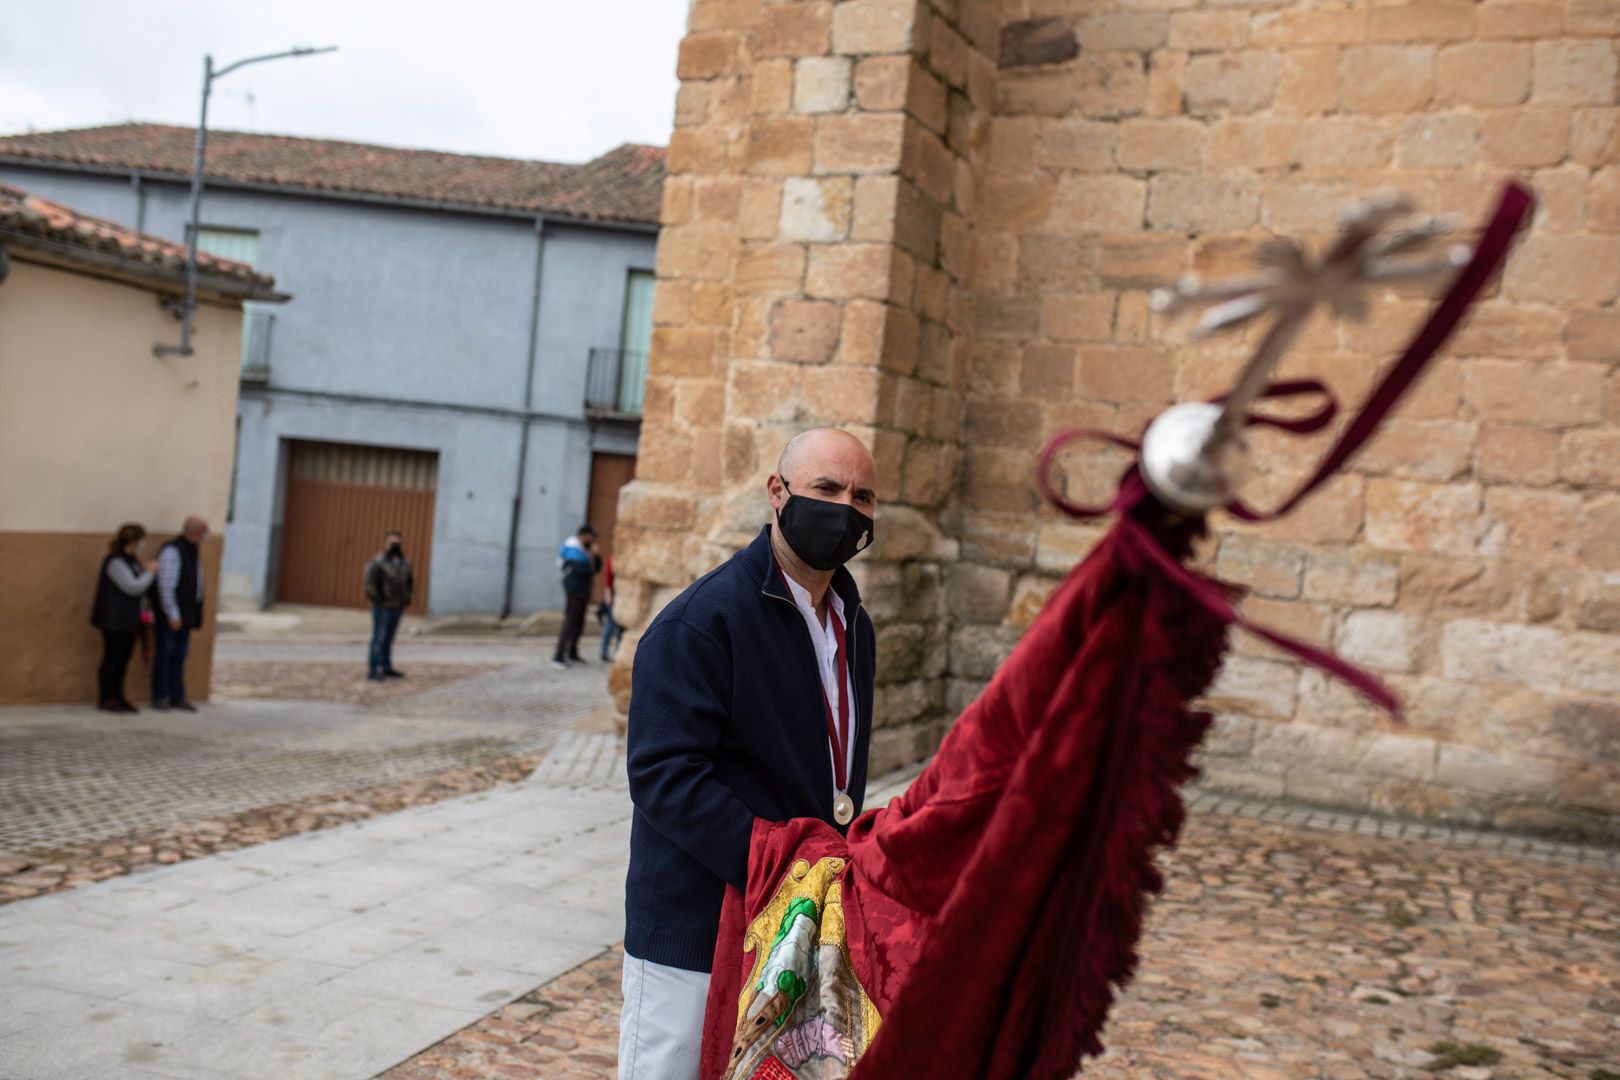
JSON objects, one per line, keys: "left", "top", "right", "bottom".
{"left": 0, "top": 0, "right": 688, "bottom": 164}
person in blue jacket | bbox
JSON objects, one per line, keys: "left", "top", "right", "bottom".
{"left": 552, "top": 524, "right": 598, "bottom": 669}
{"left": 618, "top": 428, "right": 879, "bottom": 1080}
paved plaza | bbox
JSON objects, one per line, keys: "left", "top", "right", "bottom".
{"left": 1, "top": 632, "right": 1616, "bottom": 1079}
{"left": 0, "top": 638, "right": 606, "bottom": 852}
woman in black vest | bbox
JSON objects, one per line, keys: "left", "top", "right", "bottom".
{"left": 90, "top": 523, "right": 156, "bottom": 713}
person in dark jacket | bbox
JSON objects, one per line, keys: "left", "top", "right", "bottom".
{"left": 150, "top": 516, "right": 208, "bottom": 712}
{"left": 552, "top": 524, "right": 598, "bottom": 669}
{"left": 618, "top": 428, "right": 878, "bottom": 1080}
{"left": 91, "top": 522, "right": 157, "bottom": 713}
{"left": 363, "top": 530, "right": 414, "bottom": 680}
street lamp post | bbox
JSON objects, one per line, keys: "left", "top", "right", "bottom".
{"left": 155, "top": 45, "right": 336, "bottom": 358}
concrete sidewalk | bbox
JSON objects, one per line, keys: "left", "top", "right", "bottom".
{"left": 0, "top": 736, "right": 632, "bottom": 1080}
{"left": 0, "top": 738, "right": 919, "bottom": 1080}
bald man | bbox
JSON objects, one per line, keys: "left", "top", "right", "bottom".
{"left": 620, "top": 429, "right": 879, "bottom": 1079}
{"left": 152, "top": 516, "right": 208, "bottom": 712}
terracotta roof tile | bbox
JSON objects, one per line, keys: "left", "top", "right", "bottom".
{"left": 0, "top": 181, "right": 278, "bottom": 295}
{"left": 0, "top": 123, "right": 665, "bottom": 225}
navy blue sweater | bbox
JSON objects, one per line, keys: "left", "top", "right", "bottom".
{"left": 624, "top": 524, "right": 875, "bottom": 972}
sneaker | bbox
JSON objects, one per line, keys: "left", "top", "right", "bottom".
{"left": 171, "top": 701, "right": 198, "bottom": 713}
{"left": 152, "top": 699, "right": 171, "bottom": 711}
{"left": 383, "top": 669, "right": 406, "bottom": 679}
{"left": 116, "top": 700, "right": 140, "bottom": 714}
{"left": 97, "top": 699, "right": 124, "bottom": 713}
{"left": 367, "top": 672, "right": 385, "bottom": 682}
{"left": 550, "top": 660, "right": 568, "bottom": 671}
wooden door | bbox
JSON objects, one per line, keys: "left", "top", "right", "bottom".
{"left": 586, "top": 452, "right": 636, "bottom": 601}
{"left": 276, "top": 440, "right": 438, "bottom": 614}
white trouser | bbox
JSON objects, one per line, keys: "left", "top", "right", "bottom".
{"left": 619, "top": 953, "right": 712, "bottom": 1080}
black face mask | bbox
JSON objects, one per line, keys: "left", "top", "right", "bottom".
{"left": 387, "top": 543, "right": 403, "bottom": 558}
{"left": 775, "top": 482, "right": 874, "bottom": 571}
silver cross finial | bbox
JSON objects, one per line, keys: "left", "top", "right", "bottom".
{"left": 1136, "top": 190, "right": 1472, "bottom": 513}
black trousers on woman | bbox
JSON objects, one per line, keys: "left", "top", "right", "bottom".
{"left": 98, "top": 629, "right": 137, "bottom": 704}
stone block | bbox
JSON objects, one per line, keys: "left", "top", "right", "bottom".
{"left": 1097, "top": 235, "right": 1185, "bottom": 290}
{"left": 1275, "top": 46, "right": 1340, "bottom": 115}
{"left": 929, "top": 20, "right": 969, "bottom": 90}
{"left": 1436, "top": 743, "right": 1558, "bottom": 796}
{"left": 1078, "top": 11, "right": 1168, "bottom": 52}
{"left": 1366, "top": 479, "right": 1484, "bottom": 556}
{"left": 1017, "top": 235, "right": 1097, "bottom": 293}
{"left": 779, "top": 176, "right": 853, "bottom": 242}
{"left": 1476, "top": 425, "right": 1559, "bottom": 486}
{"left": 1338, "top": 610, "right": 1423, "bottom": 674}
{"left": 1169, "top": 10, "right": 1249, "bottom": 51}
{"left": 801, "top": 364, "right": 888, "bottom": 424}
{"left": 1451, "top": 302, "right": 1564, "bottom": 359}
{"left": 793, "top": 56, "right": 852, "bottom": 113}
{"left": 1147, "top": 49, "right": 1188, "bottom": 117}
{"left": 1463, "top": 360, "right": 1607, "bottom": 424}
{"left": 962, "top": 447, "right": 1042, "bottom": 515}
{"left": 1147, "top": 173, "right": 1259, "bottom": 232}
{"left": 1568, "top": 0, "right": 1620, "bottom": 33}
{"left": 945, "top": 562, "right": 1013, "bottom": 624}
{"left": 736, "top": 245, "right": 806, "bottom": 294}
{"left": 1482, "top": 108, "right": 1571, "bottom": 167}
{"left": 1476, "top": 1, "right": 1562, "bottom": 40}
{"left": 1050, "top": 175, "right": 1147, "bottom": 234}
{"left": 1562, "top": 429, "right": 1620, "bottom": 487}
{"left": 1397, "top": 112, "right": 1481, "bottom": 168}
{"left": 831, "top": 0, "right": 915, "bottom": 55}
{"left": 1355, "top": 419, "right": 1473, "bottom": 482}
{"left": 1340, "top": 46, "right": 1435, "bottom": 113}
{"left": 1116, "top": 118, "right": 1207, "bottom": 171}
{"left": 906, "top": 66, "right": 950, "bottom": 136}
{"left": 650, "top": 326, "right": 719, "bottom": 379}
{"left": 1302, "top": 548, "right": 1400, "bottom": 606}
{"left": 1359, "top": 732, "right": 1437, "bottom": 782}
{"left": 1578, "top": 579, "right": 1620, "bottom": 633}
{"left": 1034, "top": 520, "right": 1106, "bottom": 575}
{"left": 1194, "top": 757, "right": 1287, "bottom": 799}
{"left": 1580, "top": 493, "right": 1620, "bottom": 570}
{"left": 656, "top": 223, "right": 738, "bottom": 282}
{"left": 1234, "top": 597, "right": 1332, "bottom": 658}
{"left": 1211, "top": 115, "right": 1296, "bottom": 169}
{"left": 804, "top": 243, "right": 890, "bottom": 301}
{"left": 965, "top": 397, "right": 1042, "bottom": 447}
{"left": 1252, "top": 3, "right": 1366, "bottom": 45}
{"left": 1185, "top": 51, "right": 1283, "bottom": 116}
{"left": 853, "top": 55, "right": 909, "bottom": 112}
{"left": 973, "top": 295, "right": 1041, "bottom": 341}
{"left": 1204, "top": 655, "right": 1299, "bottom": 721}
{"left": 759, "top": 2, "right": 831, "bottom": 58}
{"left": 997, "top": 16, "right": 1078, "bottom": 69}
{"left": 948, "top": 623, "right": 1021, "bottom": 680}
{"left": 1261, "top": 177, "right": 1355, "bottom": 233}
{"left": 615, "top": 486, "right": 698, "bottom": 533}
{"left": 1571, "top": 107, "right": 1620, "bottom": 167}
{"left": 678, "top": 32, "right": 740, "bottom": 80}
{"left": 1480, "top": 487, "right": 1583, "bottom": 563}
{"left": 738, "top": 181, "right": 783, "bottom": 241}
{"left": 815, "top": 113, "right": 907, "bottom": 174}
{"left": 1019, "top": 343, "right": 1077, "bottom": 398}
{"left": 747, "top": 115, "right": 815, "bottom": 175}
{"left": 1533, "top": 39, "right": 1618, "bottom": 106}
{"left": 1437, "top": 43, "right": 1533, "bottom": 106}
{"left": 1076, "top": 346, "right": 1173, "bottom": 405}
{"left": 1369, "top": 1, "right": 1475, "bottom": 41}
{"left": 1296, "top": 117, "right": 1392, "bottom": 169}
{"left": 1073, "top": 52, "right": 1150, "bottom": 118}
{"left": 1216, "top": 535, "right": 1305, "bottom": 599}
{"left": 768, "top": 300, "right": 842, "bottom": 363}
{"left": 1036, "top": 118, "right": 1118, "bottom": 172}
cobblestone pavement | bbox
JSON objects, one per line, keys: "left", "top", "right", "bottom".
{"left": 0, "top": 754, "right": 540, "bottom": 905}
{"left": 0, "top": 639, "right": 608, "bottom": 852}
{"left": 386, "top": 796, "right": 1619, "bottom": 1080}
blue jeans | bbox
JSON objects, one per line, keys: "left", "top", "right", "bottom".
{"left": 369, "top": 605, "right": 403, "bottom": 676}
{"left": 152, "top": 622, "right": 191, "bottom": 705}
{"left": 600, "top": 608, "right": 623, "bottom": 660}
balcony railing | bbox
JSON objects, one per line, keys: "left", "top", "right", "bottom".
{"left": 585, "top": 347, "right": 648, "bottom": 418}
{"left": 240, "top": 308, "right": 275, "bottom": 384}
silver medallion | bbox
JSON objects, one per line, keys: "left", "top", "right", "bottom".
{"left": 833, "top": 793, "right": 855, "bottom": 826}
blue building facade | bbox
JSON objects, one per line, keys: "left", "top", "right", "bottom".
{"left": 0, "top": 125, "right": 663, "bottom": 615}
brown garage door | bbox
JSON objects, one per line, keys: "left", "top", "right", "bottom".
{"left": 276, "top": 440, "right": 438, "bottom": 614}
{"left": 587, "top": 452, "right": 636, "bottom": 602}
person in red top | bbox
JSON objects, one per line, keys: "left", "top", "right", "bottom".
{"left": 599, "top": 553, "right": 624, "bottom": 661}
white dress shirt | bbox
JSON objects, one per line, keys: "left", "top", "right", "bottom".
{"left": 779, "top": 570, "right": 858, "bottom": 803}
